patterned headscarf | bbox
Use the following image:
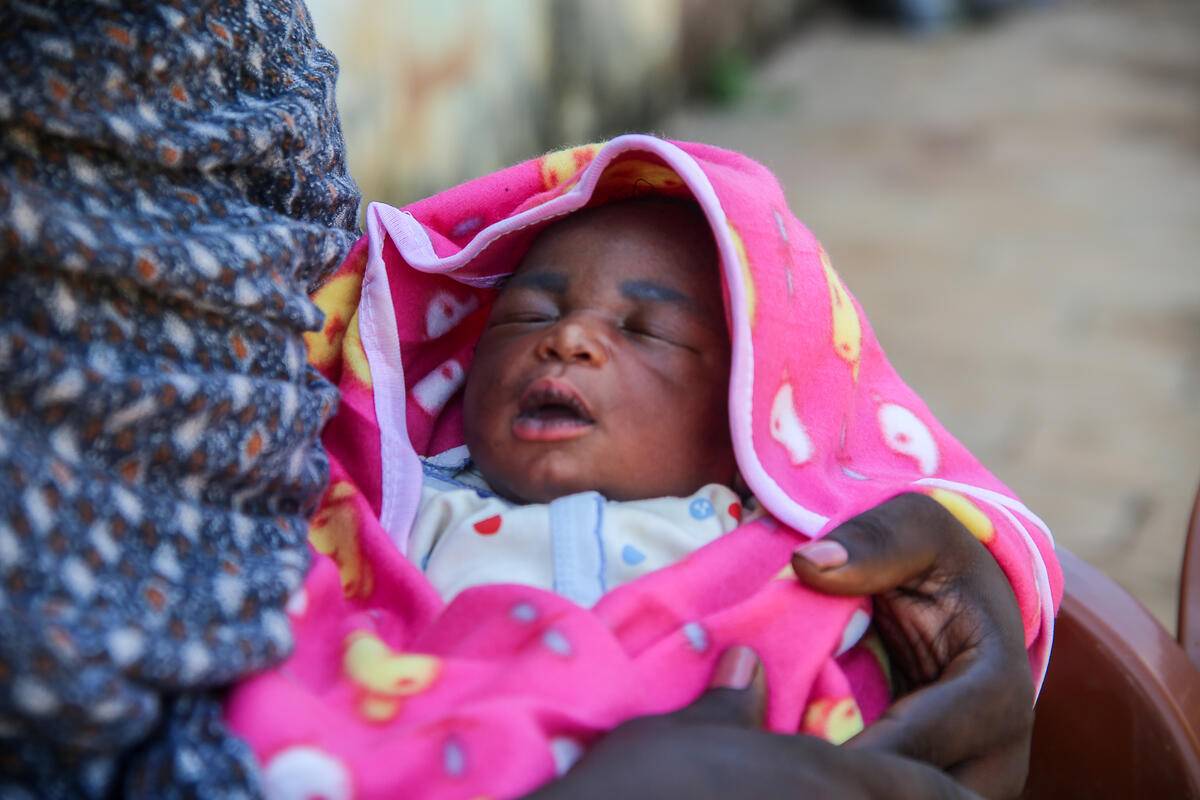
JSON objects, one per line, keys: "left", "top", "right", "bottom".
{"left": 0, "top": 1, "right": 358, "bottom": 796}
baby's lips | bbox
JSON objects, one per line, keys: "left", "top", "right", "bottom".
{"left": 511, "top": 412, "right": 595, "bottom": 442}
{"left": 517, "top": 376, "right": 595, "bottom": 422}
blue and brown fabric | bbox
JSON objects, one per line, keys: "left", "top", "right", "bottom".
{"left": 0, "top": 1, "right": 359, "bottom": 795}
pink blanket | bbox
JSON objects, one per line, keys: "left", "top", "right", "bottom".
{"left": 226, "top": 135, "right": 1062, "bottom": 800}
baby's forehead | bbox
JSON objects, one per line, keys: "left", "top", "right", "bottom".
{"left": 507, "top": 198, "right": 716, "bottom": 279}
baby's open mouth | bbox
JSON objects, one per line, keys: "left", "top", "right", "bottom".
{"left": 513, "top": 379, "right": 595, "bottom": 442}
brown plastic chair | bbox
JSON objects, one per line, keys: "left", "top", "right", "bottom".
{"left": 1180, "top": 483, "right": 1200, "bottom": 670}
{"left": 1020, "top": 487, "right": 1200, "bottom": 798}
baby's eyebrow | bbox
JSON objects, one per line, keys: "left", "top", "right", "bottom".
{"left": 505, "top": 271, "right": 568, "bottom": 294}
{"left": 620, "top": 279, "right": 693, "bottom": 308}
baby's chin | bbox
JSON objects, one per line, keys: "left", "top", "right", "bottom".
{"left": 473, "top": 440, "right": 737, "bottom": 503}
{"left": 486, "top": 462, "right": 604, "bottom": 505}
{"left": 481, "top": 459, "right": 713, "bottom": 504}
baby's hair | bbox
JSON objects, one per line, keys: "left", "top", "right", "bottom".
{"left": 592, "top": 193, "right": 703, "bottom": 214}
{"left": 498, "top": 195, "right": 714, "bottom": 290}
{"left": 568, "top": 195, "right": 713, "bottom": 247}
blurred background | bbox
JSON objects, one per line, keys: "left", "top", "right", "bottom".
{"left": 307, "top": 0, "right": 1199, "bottom": 629}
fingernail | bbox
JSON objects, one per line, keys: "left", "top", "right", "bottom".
{"left": 793, "top": 540, "right": 849, "bottom": 571}
{"left": 710, "top": 646, "right": 761, "bottom": 690}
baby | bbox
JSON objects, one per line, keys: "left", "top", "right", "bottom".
{"left": 408, "top": 198, "right": 755, "bottom": 606}
{"left": 229, "top": 135, "right": 1059, "bottom": 800}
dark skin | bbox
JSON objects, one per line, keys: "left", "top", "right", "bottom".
{"left": 464, "top": 200, "right": 736, "bottom": 503}
{"left": 792, "top": 492, "right": 1034, "bottom": 796}
{"left": 469, "top": 199, "right": 1034, "bottom": 798}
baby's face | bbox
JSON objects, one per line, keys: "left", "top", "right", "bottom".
{"left": 463, "top": 199, "right": 736, "bottom": 504}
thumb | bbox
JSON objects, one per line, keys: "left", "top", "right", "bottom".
{"left": 673, "top": 646, "right": 767, "bottom": 729}
{"left": 791, "top": 493, "right": 946, "bottom": 595}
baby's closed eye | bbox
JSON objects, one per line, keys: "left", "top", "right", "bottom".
{"left": 619, "top": 315, "right": 700, "bottom": 351}
{"left": 494, "top": 312, "right": 557, "bottom": 326}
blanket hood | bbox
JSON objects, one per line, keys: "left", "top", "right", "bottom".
{"left": 308, "top": 135, "right": 1059, "bottom": 688}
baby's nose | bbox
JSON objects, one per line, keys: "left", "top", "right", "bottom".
{"left": 536, "top": 317, "right": 610, "bottom": 366}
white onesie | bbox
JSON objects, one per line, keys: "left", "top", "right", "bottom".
{"left": 407, "top": 448, "right": 756, "bottom": 607}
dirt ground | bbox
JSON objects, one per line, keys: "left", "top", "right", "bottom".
{"left": 662, "top": 0, "right": 1200, "bottom": 628}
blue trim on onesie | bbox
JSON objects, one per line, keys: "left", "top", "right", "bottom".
{"left": 420, "top": 458, "right": 497, "bottom": 499}
{"left": 592, "top": 495, "right": 607, "bottom": 595}
{"left": 549, "top": 492, "right": 606, "bottom": 607}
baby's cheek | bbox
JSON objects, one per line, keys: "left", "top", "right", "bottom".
{"left": 626, "top": 412, "right": 727, "bottom": 492}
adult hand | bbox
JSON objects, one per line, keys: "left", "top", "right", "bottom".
{"left": 527, "top": 647, "right": 981, "bottom": 800}
{"left": 791, "top": 492, "right": 1034, "bottom": 799}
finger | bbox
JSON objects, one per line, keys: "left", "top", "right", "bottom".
{"left": 792, "top": 493, "right": 960, "bottom": 595}
{"left": 948, "top": 734, "right": 1032, "bottom": 800}
{"left": 848, "top": 649, "right": 1031, "bottom": 772}
{"left": 859, "top": 752, "right": 987, "bottom": 800}
{"left": 672, "top": 646, "right": 766, "bottom": 729}
{"left": 796, "top": 737, "right": 985, "bottom": 800}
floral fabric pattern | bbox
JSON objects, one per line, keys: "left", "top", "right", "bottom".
{"left": 0, "top": 1, "right": 359, "bottom": 796}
